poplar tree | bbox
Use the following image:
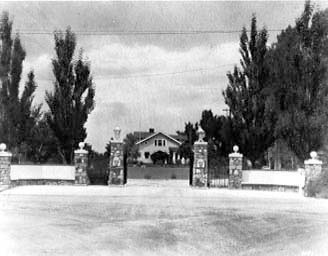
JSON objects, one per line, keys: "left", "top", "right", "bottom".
{"left": 46, "top": 28, "right": 95, "bottom": 164}
{"left": 223, "top": 15, "right": 274, "bottom": 165}
{"left": 0, "top": 11, "right": 40, "bottom": 154}
{"left": 265, "top": 1, "right": 328, "bottom": 161}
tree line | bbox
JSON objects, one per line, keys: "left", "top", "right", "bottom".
{"left": 179, "top": 1, "right": 328, "bottom": 167}
{"left": 0, "top": 11, "right": 94, "bottom": 164}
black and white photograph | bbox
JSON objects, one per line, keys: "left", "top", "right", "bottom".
{"left": 1, "top": 0, "right": 328, "bottom": 255}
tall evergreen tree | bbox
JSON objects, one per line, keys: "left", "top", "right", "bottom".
{"left": 177, "top": 122, "right": 198, "bottom": 159}
{"left": 265, "top": 1, "right": 328, "bottom": 161}
{"left": 123, "top": 133, "right": 140, "bottom": 161}
{"left": 0, "top": 12, "right": 40, "bottom": 155}
{"left": 223, "top": 15, "right": 274, "bottom": 165}
{"left": 200, "top": 110, "right": 235, "bottom": 158}
{"left": 46, "top": 28, "right": 95, "bottom": 164}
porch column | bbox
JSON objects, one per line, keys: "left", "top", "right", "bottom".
{"left": 304, "top": 151, "right": 322, "bottom": 197}
{"left": 192, "top": 127, "right": 208, "bottom": 187}
{"left": 0, "top": 143, "right": 12, "bottom": 187}
{"left": 108, "top": 127, "right": 125, "bottom": 185}
{"left": 228, "top": 145, "right": 243, "bottom": 189}
{"left": 172, "top": 152, "right": 176, "bottom": 164}
{"left": 74, "top": 142, "right": 90, "bottom": 185}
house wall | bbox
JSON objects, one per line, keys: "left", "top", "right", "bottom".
{"left": 137, "top": 134, "right": 180, "bottom": 163}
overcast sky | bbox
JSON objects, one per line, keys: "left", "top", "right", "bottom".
{"left": 1, "top": 1, "right": 328, "bottom": 152}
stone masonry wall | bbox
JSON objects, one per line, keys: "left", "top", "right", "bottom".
{"left": 192, "top": 142, "right": 208, "bottom": 187}
{"left": 0, "top": 155, "right": 11, "bottom": 186}
{"left": 108, "top": 142, "right": 124, "bottom": 185}
{"left": 242, "top": 184, "right": 299, "bottom": 192}
{"left": 74, "top": 150, "right": 90, "bottom": 185}
{"left": 304, "top": 152, "right": 322, "bottom": 196}
{"left": 228, "top": 147, "right": 243, "bottom": 189}
{"left": 11, "top": 180, "right": 74, "bottom": 186}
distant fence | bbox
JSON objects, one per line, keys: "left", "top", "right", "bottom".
{"left": 128, "top": 166, "right": 189, "bottom": 180}
{"left": 10, "top": 165, "right": 75, "bottom": 185}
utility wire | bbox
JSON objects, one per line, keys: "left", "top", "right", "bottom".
{"left": 15, "top": 29, "right": 284, "bottom": 36}
{"left": 97, "top": 64, "right": 236, "bottom": 80}
{"left": 36, "top": 64, "right": 236, "bottom": 81}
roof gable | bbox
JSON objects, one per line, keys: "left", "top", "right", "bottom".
{"left": 136, "top": 132, "right": 182, "bottom": 145}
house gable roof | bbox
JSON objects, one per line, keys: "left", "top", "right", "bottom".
{"left": 136, "top": 132, "right": 182, "bottom": 146}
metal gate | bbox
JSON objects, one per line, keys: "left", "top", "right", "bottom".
{"left": 123, "top": 151, "right": 127, "bottom": 184}
{"left": 87, "top": 153, "right": 108, "bottom": 185}
{"left": 208, "top": 158, "right": 229, "bottom": 188}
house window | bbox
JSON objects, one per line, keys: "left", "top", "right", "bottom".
{"left": 154, "top": 139, "right": 166, "bottom": 146}
{"left": 144, "top": 152, "right": 150, "bottom": 159}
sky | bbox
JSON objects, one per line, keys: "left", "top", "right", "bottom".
{"left": 1, "top": 1, "right": 328, "bottom": 152}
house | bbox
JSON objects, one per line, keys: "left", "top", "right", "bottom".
{"left": 134, "top": 128, "right": 185, "bottom": 164}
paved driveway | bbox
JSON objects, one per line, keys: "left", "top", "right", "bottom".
{"left": 1, "top": 180, "right": 328, "bottom": 256}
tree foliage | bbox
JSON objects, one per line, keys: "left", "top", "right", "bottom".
{"left": 265, "top": 1, "right": 328, "bottom": 161}
{"left": 123, "top": 133, "right": 140, "bottom": 161}
{"left": 177, "top": 122, "right": 198, "bottom": 159}
{"left": 0, "top": 11, "right": 40, "bottom": 157}
{"left": 223, "top": 15, "right": 274, "bottom": 164}
{"left": 46, "top": 28, "right": 95, "bottom": 164}
{"left": 150, "top": 150, "right": 169, "bottom": 164}
{"left": 200, "top": 110, "right": 234, "bottom": 157}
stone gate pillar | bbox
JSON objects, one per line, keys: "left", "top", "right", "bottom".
{"left": 192, "top": 127, "right": 209, "bottom": 187}
{"left": 0, "top": 143, "right": 12, "bottom": 187}
{"left": 228, "top": 145, "right": 243, "bottom": 189}
{"left": 304, "top": 151, "right": 322, "bottom": 197}
{"left": 108, "top": 127, "right": 125, "bottom": 185}
{"left": 74, "top": 142, "right": 90, "bottom": 185}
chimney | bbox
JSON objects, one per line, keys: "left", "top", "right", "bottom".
{"left": 149, "top": 128, "right": 155, "bottom": 133}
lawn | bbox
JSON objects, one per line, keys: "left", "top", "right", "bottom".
{"left": 0, "top": 181, "right": 328, "bottom": 256}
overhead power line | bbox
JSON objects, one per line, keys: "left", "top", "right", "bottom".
{"left": 38, "top": 64, "right": 237, "bottom": 81}
{"left": 16, "top": 29, "right": 284, "bottom": 36}
{"left": 99, "top": 64, "right": 236, "bottom": 80}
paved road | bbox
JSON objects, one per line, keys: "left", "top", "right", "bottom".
{"left": 1, "top": 181, "right": 328, "bottom": 256}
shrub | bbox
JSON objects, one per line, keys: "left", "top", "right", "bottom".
{"left": 171, "top": 173, "right": 177, "bottom": 179}
{"left": 150, "top": 151, "right": 169, "bottom": 164}
{"left": 307, "top": 169, "right": 328, "bottom": 198}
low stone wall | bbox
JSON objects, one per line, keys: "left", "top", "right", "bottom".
{"left": 11, "top": 165, "right": 75, "bottom": 180}
{"left": 242, "top": 184, "right": 299, "bottom": 192}
{"left": 0, "top": 142, "right": 90, "bottom": 188}
{"left": 241, "top": 170, "right": 304, "bottom": 193}
{"left": 11, "top": 180, "right": 75, "bottom": 186}
{"left": 10, "top": 164, "right": 76, "bottom": 187}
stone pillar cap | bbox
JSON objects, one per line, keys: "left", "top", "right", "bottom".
{"left": 304, "top": 151, "right": 322, "bottom": 165}
{"left": 112, "top": 126, "right": 123, "bottom": 142}
{"left": 194, "top": 140, "right": 207, "bottom": 145}
{"left": 0, "top": 143, "right": 12, "bottom": 157}
{"left": 74, "top": 142, "right": 88, "bottom": 154}
{"left": 229, "top": 145, "right": 243, "bottom": 158}
{"left": 196, "top": 127, "right": 205, "bottom": 142}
